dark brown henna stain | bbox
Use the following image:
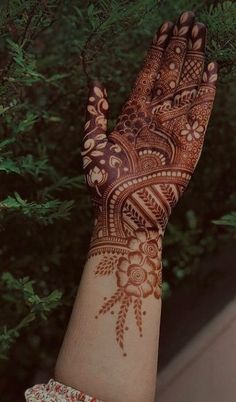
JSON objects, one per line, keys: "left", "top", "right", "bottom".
{"left": 82, "top": 11, "right": 218, "bottom": 355}
{"left": 152, "top": 11, "right": 195, "bottom": 102}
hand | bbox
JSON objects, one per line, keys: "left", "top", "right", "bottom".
{"left": 82, "top": 11, "right": 217, "bottom": 239}
{"left": 81, "top": 11, "right": 218, "bottom": 354}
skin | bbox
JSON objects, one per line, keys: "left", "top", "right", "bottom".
{"left": 55, "top": 11, "right": 217, "bottom": 402}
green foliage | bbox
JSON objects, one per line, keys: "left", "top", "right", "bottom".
{"left": 0, "top": 271, "right": 62, "bottom": 359}
{"left": 0, "top": 1, "right": 235, "bottom": 400}
{"left": 0, "top": 192, "right": 74, "bottom": 224}
{"left": 200, "top": 1, "right": 236, "bottom": 69}
{"left": 163, "top": 210, "right": 216, "bottom": 291}
{"left": 213, "top": 212, "right": 236, "bottom": 229}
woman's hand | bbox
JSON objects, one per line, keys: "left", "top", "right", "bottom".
{"left": 81, "top": 11, "right": 217, "bottom": 354}
{"left": 82, "top": 11, "right": 217, "bottom": 238}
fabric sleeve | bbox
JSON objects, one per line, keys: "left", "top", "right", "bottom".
{"left": 25, "top": 378, "right": 105, "bottom": 402}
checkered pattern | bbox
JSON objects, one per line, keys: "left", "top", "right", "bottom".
{"left": 179, "top": 58, "right": 203, "bottom": 84}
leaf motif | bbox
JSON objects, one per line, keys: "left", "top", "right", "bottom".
{"left": 180, "top": 12, "right": 189, "bottom": 23}
{"left": 160, "top": 184, "right": 177, "bottom": 208}
{"left": 193, "top": 38, "right": 202, "bottom": 50}
{"left": 152, "top": 33, "right": 158, "bottom": 44}
{"left": 133, "top": 298, "right": 142, "bottom": 336}
{"left": 208, "top": 62, "right": 215, "bottom": 71}
{"left": 173, "top": 25, "right": 178, "bottom": 35}
{"left": 188, "top": 39, "right": 193, "bottom": 50}
{"left": 95, "top": 133, "right": 107, "bottom": 140}
{"left": 87, "top": 105, "right": 98, "bottom": 116}
{"left": 101, "top": 98, "right": 108, "bottom": 110}
{"left": 82, "top": 156, "right": 92, "bottom": 168}
{"left": 98, "top": 289, "right": 123, "bottom": 315}
{"left": 116, "top": 296, "right": 132, "bottom": 351}
{"left": 157, "top": 34, "right": 168, "bottom": 45}
{"left": 191, "top": 25, "right": 199, "bottom": 38}
{"left": 123, "top": 202, "right": 146, "bottom": 227}
{"left": 209, "top": 74, "right": 218, "bottom": 83}
{"left": 203, "top": 72, "right": 208, "bottom": 82}
{"left": 84, "top": 120, "right": 90, "bottom": 130}
{"left": 94, "top": 86, "right": 104, "bottom": 98}
{"left": 96, "top": 142, "right": 107, "bottom": 149}
{"left": 160, "top": 22, "right": 169, "bottom": 33}
{"left": 91, "top": 150, "right": 104, "bottom": 156}
{"left": 179, "top": 26, "right": 188, "bottom": 36}
{"left": 95, "top": 255, "right": 118, "bottom": 276}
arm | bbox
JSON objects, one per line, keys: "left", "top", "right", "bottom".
{"left": 54, "top": 11, "right": 217, "bottom": 402}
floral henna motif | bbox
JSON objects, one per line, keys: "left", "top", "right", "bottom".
{"left": 116, "top": 252, "right": 161, "bottom": 299}
{"left": 81, "top": 11, "right": 218, "bottom": 356}
{"left": 180, "top": 120, "right": 204, "bottom": 141}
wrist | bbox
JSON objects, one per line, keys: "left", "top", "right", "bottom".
{"left": 89, "top": 216, "right": 163, "bottom": 258}
{"left": 88, "top": 219, "right": 163, "bottom": 290}
{"left": 86, "top": 219, "right": 163, "bottom": 354}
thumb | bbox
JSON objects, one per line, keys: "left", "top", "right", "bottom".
{"left": 82, "top": 81, "right": 109, "bottom": 169}
{"left": 85, "top": 80, "right": 109, "bottom": 132}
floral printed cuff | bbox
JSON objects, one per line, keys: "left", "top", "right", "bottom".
{"left": 25, "top": 378, "right": 104, "bottom": 402}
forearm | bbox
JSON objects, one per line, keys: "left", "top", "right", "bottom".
{"left": 54, "top": 9, "right": 218, "bottom": 402}
{"left": 54, "top": 234, "right": 162, "bottom": 402}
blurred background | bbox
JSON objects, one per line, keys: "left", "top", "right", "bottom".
{"left": 0, "top": 1, "right": 235, "bottom": 401}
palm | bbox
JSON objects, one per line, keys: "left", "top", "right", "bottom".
{"left": 82, "top": 11, "right": 217, "bottom": 239}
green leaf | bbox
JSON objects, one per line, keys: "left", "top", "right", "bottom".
{"left": 0, "top": 138, "right": 16, "bottom": 150}
{"left": 213, "top": 212, "right": 236, "bottom": 228}
{"left": 16, "top": 112, "right": 39, "bottom": 134}
{"left": 0, "top": 158, "right": 20, "bottom": 173}
{"left": 0, "top": 193, "right": 74, "bottom": 224}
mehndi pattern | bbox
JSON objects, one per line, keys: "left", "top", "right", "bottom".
{"left": 81, "top": 11, "right": 217, "bottom": 356}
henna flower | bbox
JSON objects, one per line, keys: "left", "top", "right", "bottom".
{"left": 116, "top": 252, "right": 161, "bottom": 298}
{"left": 87, "top": 166, "right": 108, "bottom": 196}
{"left": 128, "top": 229, "right": 161, "bottom": 259}
{"left": 87, "top": 166, "right": 108, "bottom": 186}
{"left": 180, "top": 120, "right": 204, "bottom": 142}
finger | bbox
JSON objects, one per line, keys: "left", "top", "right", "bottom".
{"left": 188, "top": 61, "right": 218, "bottom": 128}
{"left": 129, "top": 21, "right": 174, "bottom": 102}
{"left": 151, "top": 11, "right": 195, "bottom": 105}
{"left": 173, "top": 22, "right": 206, "bottom": 108}
{"left": 178, "top": 62, "right": 218, "bottom": 169}
{"left": 82, "top": 81, "right": 109, "bottom": 169}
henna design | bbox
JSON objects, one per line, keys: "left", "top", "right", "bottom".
{"left": 96, "top": 289, "right": 123, "bottom": 316}
{"left": 82, "top": 11, "right": 218, "bottom": 356}
{"left": 133, "top": 297, "right": 143, "bottom": 337}
{"left": 94, "top": 254, "right": 119, "bottom": 276}
{"left": 116, "top": 296, "right": 132, "bottom": 353}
